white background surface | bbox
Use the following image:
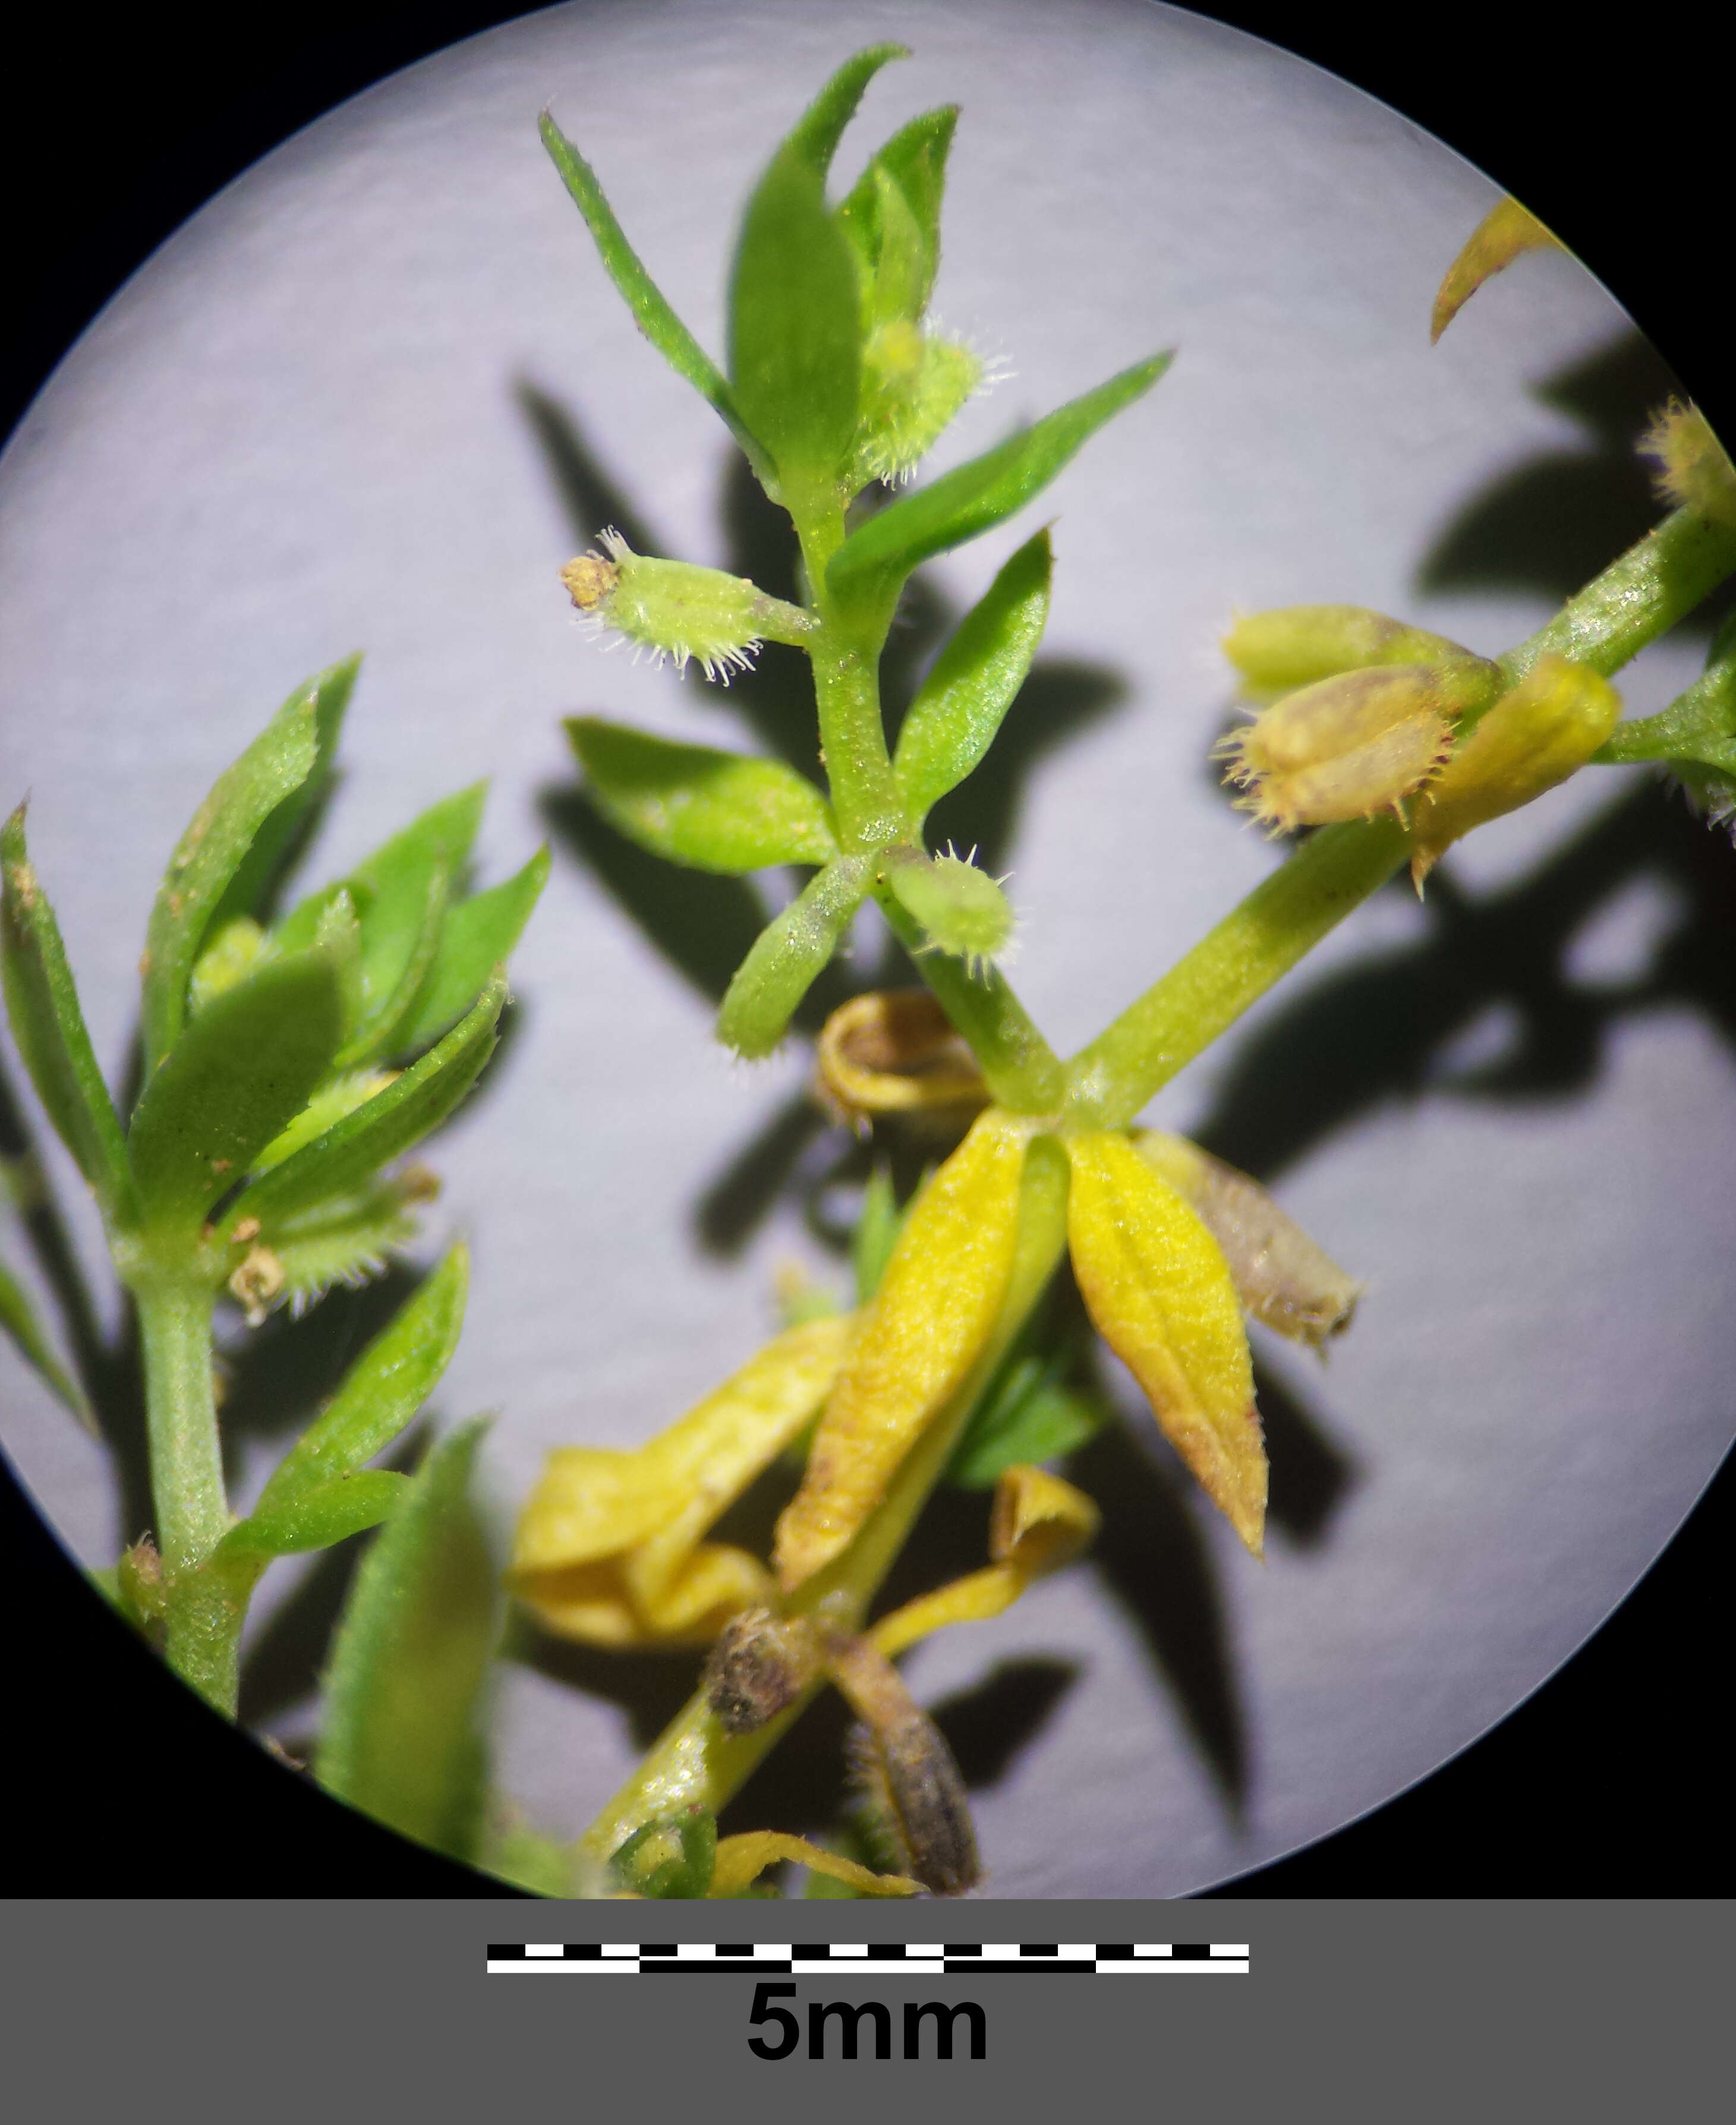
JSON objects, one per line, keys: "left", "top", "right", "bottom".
{"left": 2, "top": 0, "right": 1730, "bottom": 1894}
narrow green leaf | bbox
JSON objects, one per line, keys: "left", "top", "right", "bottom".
{"left": 1, "top": 807, "right": 133, "bottom": 1217}
{"left": 395, "top": 847, "right": 550, "bottom": 1053}
{"left": 127, "top": 944, "right": 347, "bottom": 1238}
{"left": 538, "top": 113, "right": 770, "bottom": 481}
{"left": 0, "top": 1254, "right": 91, "bottom": 1425}
{"left": 222, "top": 975, "right": 504, "bottom": 1232}
{"left": 947, "top": 1352, "right": 1108, "bottom": 1489}
{"left": 716, "top": 856, "right": 871, "bottom": 1058}
{"left": 828, "top": 352, "right": 1173, "bottom": 611}
{"left": 786, "top": 44, "right": 908, "bottom": 176}
{"left": 260, "top": 1243, "right": 468, "bottom": 1509}
{"left": 1596, "top": 612, "right": 1736, "bottom": 771}
{"left": 728, "top": 144, "right": 862, "bottom": 491}
{"left": 345, "top": 786, "right": 485, "bottom": 1021}
{"left": 339, "top": 860, "right": 450, "bottom": 1068}
{"left": 214, "top": 1470, "right": 408, "bottom": 1560}
{"left": 141, "top": 671, "right": 334, "bottom": 1073}
{"left": 894, "top": 528, "right": 1054, "bottom": 817}
{"left": 316, "top": 1416, "right": 497, "bottom": 1867}
{"left": 568, "top": 717, "right": 838, "bottom": 874}
{"left": 209, "top": 655, "right": 357, "bottom": 932}
{"left": 839, "top": 107, "right": 958, "bottom": 325}
{"left": 265, "top": 1174, "right": 429, "bottom": 1306}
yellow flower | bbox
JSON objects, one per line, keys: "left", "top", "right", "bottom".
{"left": 509, "top": 1313, "right": 852, "bottom": 1645}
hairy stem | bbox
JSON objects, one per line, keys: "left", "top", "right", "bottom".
{"left": 133, "top": 1274, "right": 242, "bottom": 1712}
{"left": 877, "top": 888, "right": 1065, "bottom": 1114}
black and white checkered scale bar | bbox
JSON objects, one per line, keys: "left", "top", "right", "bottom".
{"left": 487, "top": 1941, "right": 1249, "bottom": 1975}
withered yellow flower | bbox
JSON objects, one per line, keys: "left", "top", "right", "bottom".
{"left": 871, "top": 1462, "right": 1101, "bottom": 1656}
{"left": 511, "top": 1313, "right": 852, "bottom": 1644}
{"left": 1064, "top": 1130, "right": 1266, "bottom": 1556}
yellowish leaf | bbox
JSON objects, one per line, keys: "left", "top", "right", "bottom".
{"left": 773, "top": 1109, "right": 1030, "bottom": 1590}
{"left": 1133, "top": 1131, "right": 1361, "bottom": 1350}
{"left": 1065, "top": 1130, "right": 1265, "bottom": 1556}
{"left": 1431, "top": 196, "right": 1564, "bottom": 343}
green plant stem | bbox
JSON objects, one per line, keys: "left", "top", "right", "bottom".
{"left": 877, "top": 888, "right": 1064, "bottom": 1113}
{"left": 1069, "top": 504, "right": 1736, "bottom": 1130}
{"left": 133, "top": 1272, "right": 243, "bottom": 1712}
{"left": 793, "top": 496, "right": 906, "bottom": 849}
{"left": 1500, "top": 506, "right": 1736, "bottom": 684}
{"left": 581, "top": 1136, "right": 1071, "bottom": 1869}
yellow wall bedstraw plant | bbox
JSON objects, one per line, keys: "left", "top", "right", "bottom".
{"left": 505, "top": 46, "right": 1736, "bottom": 1895}
{"left": 9, "top": 41, "right": 1734, "bottom": 1900}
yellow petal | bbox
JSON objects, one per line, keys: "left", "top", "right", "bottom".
{"left": 989, "top": 1461, "right": 1100, "bottom": 1576}
{"left": 1408, "top": 654, "right": 1621, "bottom": 888}
{"left": 511, "top": 1313, "right": 852, "bottom": 1644}
{"left": 1133, "top": 1131, "right": 1361, "bottom": 1350}
{"left": 1431, "top": 197, "right": 1564, "bottom": 343}
{"left": 871, "top": 1462, "right": 1100, "bottom": 1658}
{"left": 1065, "top": 1130, "right": 1266, "bottom": 1556}
{"left": 709, "top": 1831, "right": 919, "bottom": 1899}
{"left": 773, "top": 1110, "right": 1030, "bottom": 1591}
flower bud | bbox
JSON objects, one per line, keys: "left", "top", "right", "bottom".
{"left": 1640, "top": 400, "right": 1736, "bottom": 529}
{"left": 1218, "top": 660, "right": 1501, "bottom": 833}
{"left": 854, "top": 320, "right": 983, "bottom": 486}
{"left": 1408, "top": 654, "right": 1621, "bottom": 888}
{"left": 884, "top": 846, "right": 1016, "bottom": 974}
{"left": 1223, "top": 606, "right": 1486, "bottom": 693}
{"left": 560, "top": 529, "right": 815, "bottom": 683}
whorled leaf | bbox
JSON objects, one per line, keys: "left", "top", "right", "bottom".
{"left": 141, "top": 666, "right": 349, "bottom": 1074}
{"left": 218, "top": 973, "right": 504, "bottom": 1236}
{"left": 894, "top": 528, "right": 1053, "bottom": 819}
{"left": 1431, "top": 196, "right": 1565, "bottom": 343}
{"left": 1064, "top": 1130, "right": 1265, "bottom": 1556}
{"left": 0, "top": 1254, "right": 90, "bottom": 1424}
{"left": 538, "top": 113, "right": 768, "bottom": 482}
{"left": 256, "top": 1242, "right": 468, "bottom": 1512}
{"left": 728, "top": 141, "right": 862, "bottom": 496}
{"left": 716, "top": 856, "right": 872, "bottom": 1058}
{"left": 127, "top": 940, "right": 349, "bottom": 1240}
{"left": 568, "top": 717, "right": 838, "bottom": 874}
{"left": 773, "top": 1109, "right": 1029, "bottom": 1590}
{"left": 316, "top": 1415, "right": 498, "bottom": 1867}
{"left": 396, "top": 847, "right": 549, "bottom": 1054}
{"left": 826, "top": 353, "right": 1170, "bottom": 619}
{"left": 1, "top": 806, "right": 133, "bottom": 1218}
